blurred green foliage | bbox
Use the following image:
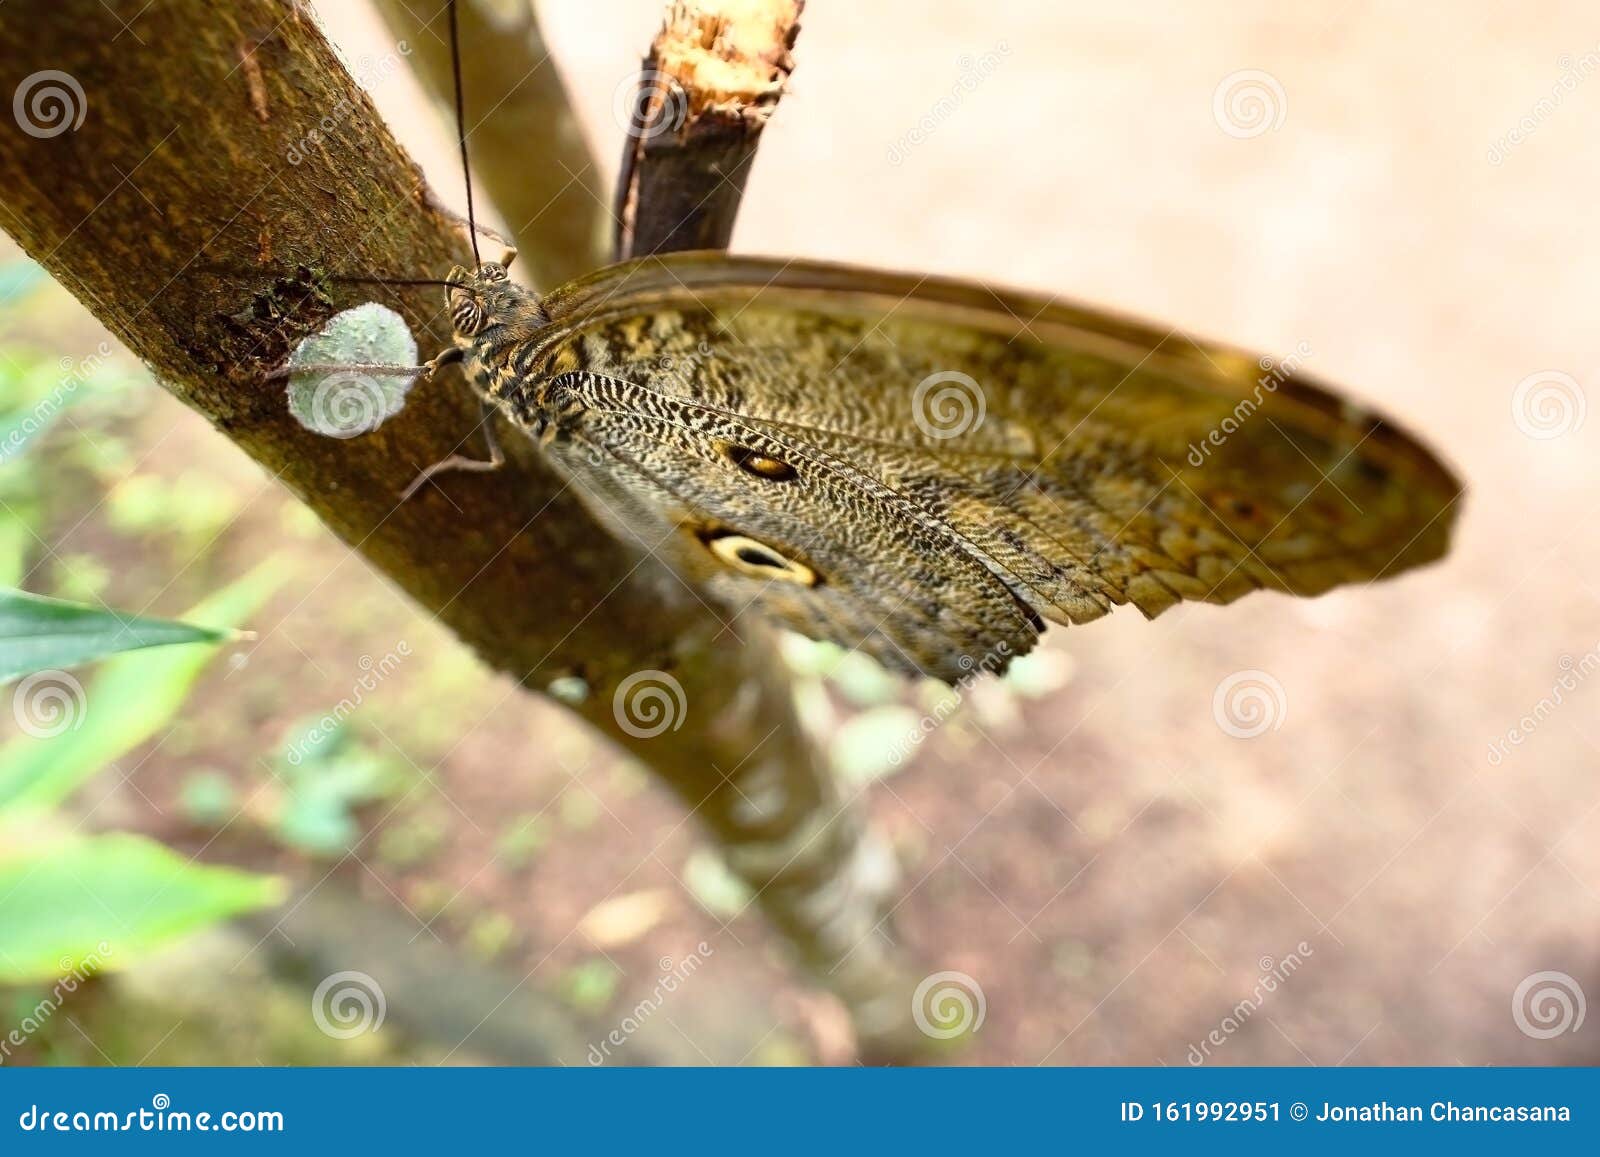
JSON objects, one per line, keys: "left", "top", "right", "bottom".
{"left": 0, "top": 566, "right": 286, "bottom": 811}
{"left": 0, "top": 571, "right": 286, "bottom": 985}
{"left": 0, "top": 262, "right": 287, "bottom": 997}
{"left": 267, "top": 719, "right": 409, "bottom": 857}
{"left": 0, "top": 834, "right": 283, "bottom": 984}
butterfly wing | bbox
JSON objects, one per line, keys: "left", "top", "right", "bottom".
{"left": 498, "top": 254, "right": 1461, "bottom": 682}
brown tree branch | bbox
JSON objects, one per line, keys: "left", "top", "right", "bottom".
{"left": 0, "top": 0, "right": 922, "bottom": 1060}
{"left": 614, "top": 0, "right": 803, "bottom": 260}
{"left": 369, "top": 0, "right": 609, "bottom": 288}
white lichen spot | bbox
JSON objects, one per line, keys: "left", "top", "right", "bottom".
{"left": 285, "top": 302, "right": 417, "bottom": 439}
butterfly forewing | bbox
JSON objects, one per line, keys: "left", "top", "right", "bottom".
{"left": 490, "top": 254, "right": 1460, "bottom": 682}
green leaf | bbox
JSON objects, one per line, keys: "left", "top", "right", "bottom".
{"left": 0, "top": 563, "right": 288, "bottom": 813}
{"left": 0, "top": 832, "right": 284, "bottom": 983}
{"left": 0, "top": 587, "right": 239, "bottom": 684}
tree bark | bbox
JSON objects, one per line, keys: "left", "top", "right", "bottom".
{"left": 0, "top": 0, "right": 921, "bottom": 1059}
{"left": 613, "top": 0, "right": 803, "bottom": 260}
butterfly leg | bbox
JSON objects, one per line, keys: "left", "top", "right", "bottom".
{"left": 264, "top": 360, "right": 428, "bottom": 383}
{"left": 264, "top": 344, "right": 464, "bottom": 386}
{"left": 399, "top": 396, "right": 505, "bottom": 501}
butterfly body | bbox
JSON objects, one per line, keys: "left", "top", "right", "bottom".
{"left": 445, "top": 254, "right": 1461, "bottom": 682}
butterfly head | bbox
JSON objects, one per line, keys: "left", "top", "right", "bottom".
{"left": 445, "top": 261, "right": 550, "bottom": 396}
{"left": 446, "top": 262, "right": 515, "bottom": 336}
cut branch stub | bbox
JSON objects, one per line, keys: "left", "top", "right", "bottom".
{"left": 614, "top": 0, "right": 804, "bottom": 260}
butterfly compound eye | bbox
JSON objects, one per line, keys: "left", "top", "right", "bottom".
{"left": 450, "top": 288, "right": 486, "bottom": 336}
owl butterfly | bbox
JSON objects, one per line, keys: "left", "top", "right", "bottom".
{"left": 438, "top": 253, "right": 1460, "bottom": 683}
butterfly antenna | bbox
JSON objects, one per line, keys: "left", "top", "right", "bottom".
{"left": 448, "top": 0, "right": 482, "bottom": 268}
{"left": 328, "top": 275, "right": 480, "bottom": 294}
